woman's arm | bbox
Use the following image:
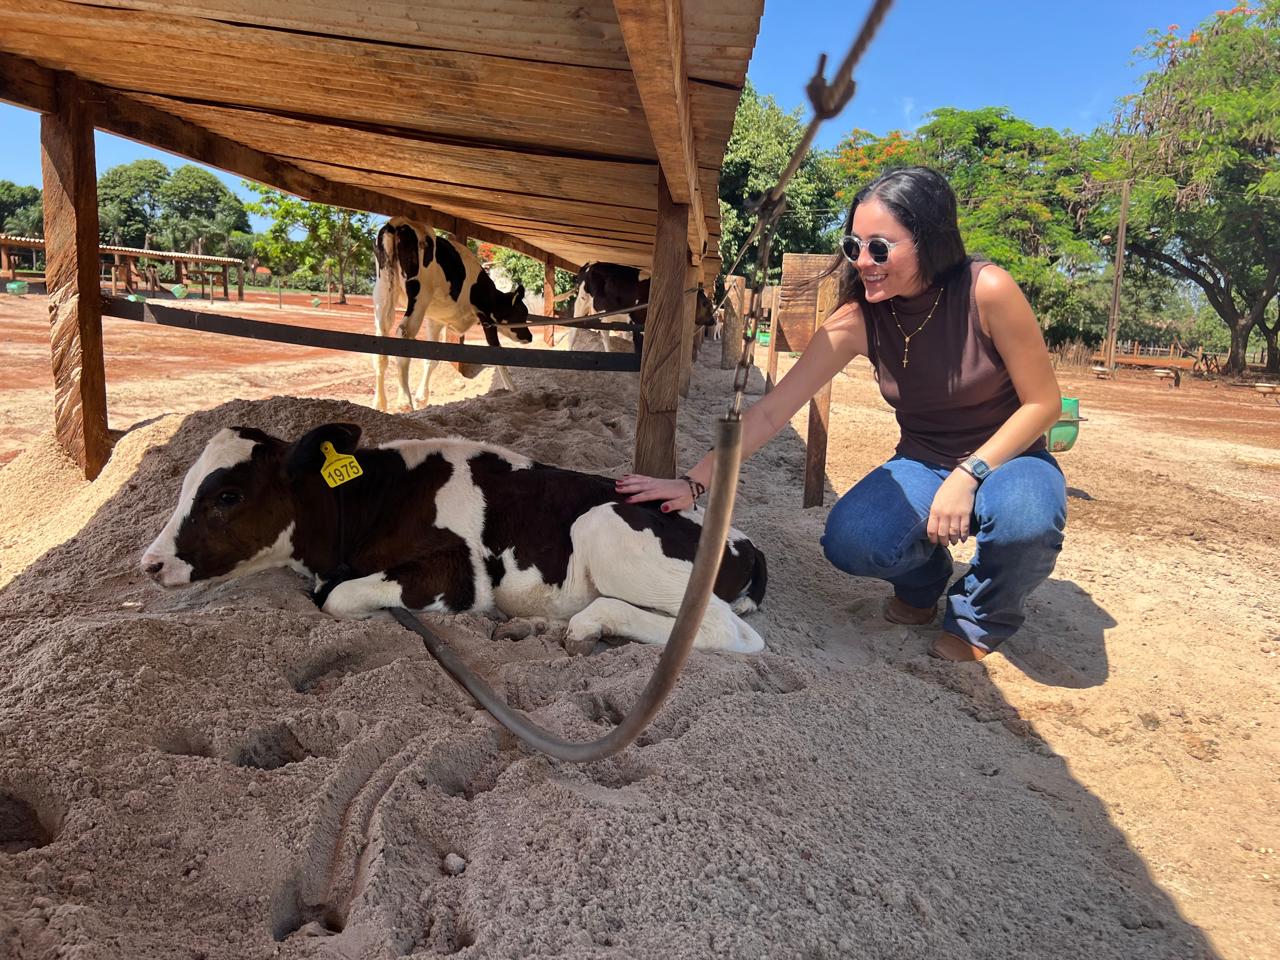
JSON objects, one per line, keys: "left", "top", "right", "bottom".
{"left": 970, "top": 265, "right": 1063, "bottom": 467}
{"left": 926, "top": 265, "right": 1062, "bottom": 545}
{"left": 616, "top": 298, "right": 868, "bottom": 511}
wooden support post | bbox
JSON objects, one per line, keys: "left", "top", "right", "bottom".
{"left": 678, "top": 263, "right": 698, "bottom": 398}
{"left": 542, "top": 260, "right": 556, "bottom": 346}
{"left": 236, "top": 264, "right": 245, "bottom": 301}
{"left": 1, "top": 242, "right": 11, "bottom": 279}
{"left": 120, "top": 256, "right": 133, "bottom": 293}
{"left": 110, "top": 254, "right": 118, "bottom": 295}
{"left": 174, "top": 260, "right": 184, "bottom": 286}
{"left": 802, "top": 274, "right": 839, "bottom": 508}
{"left": 41, "top": 72, "right": 111, "bottom": 480}
{"left": 765, "top": 304, "right": 780, "bottom": 392}
{"left": 721, "top": 275, "right": 745, "bottom": 369}
{"left": 634, "top": 173, "right": 689, "bottom": 478}
{"left": 222, "top": 265, "right": 230, "bottom": 301}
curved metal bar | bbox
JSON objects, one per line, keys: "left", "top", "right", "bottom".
{"left": 392, "top": 417, "right": 744, "bottom": 763}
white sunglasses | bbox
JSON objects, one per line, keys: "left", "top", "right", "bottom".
{"left": 840, "top": 234, "right": 911, "bottom": 265}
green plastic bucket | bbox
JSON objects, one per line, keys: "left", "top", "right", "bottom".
{"left": 758, "top": 330, "right": 771, "bottom": 346}
{"left": 5, "top": 280, "right": 29, "bottom": 295}
{"left": 1045, "top": 396, "right": 1084, "bottom": 453}
{"left": 170, "top": 284, "right": 188, "bottom": 299}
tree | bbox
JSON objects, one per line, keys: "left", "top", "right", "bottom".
{"left": 833, "top": 108, "right": 1103, "bottom": 336}
{"left": 489, "top": 245, "right": 575, "bottom": 304}
{"left": 718, "top": 81, "right": 842, "bottom": 283}
{"left": 97, "top": 159, "right": 169, "bottom": 247}
{"left": 243, "top": 185, "right": 375, "bottom": 303}
{"left": 155, "top": 165, "right": 249, "bottom": 254}
{"left": 0, "top": 180, "right": 41, "bottom": 236}
{"left": 1108, "top": 3, "right": 1280, "bottom": 375}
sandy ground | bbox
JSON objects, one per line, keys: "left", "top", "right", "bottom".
{"left": 0, "top": 292, "right": 1278, "bottom": 959}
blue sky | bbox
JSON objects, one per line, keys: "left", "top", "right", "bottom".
{"left": 0, "top": 0, "right": 1221, "bottom": 208}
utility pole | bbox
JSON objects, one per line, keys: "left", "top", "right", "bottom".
{"left": 1103, "top": 179, "right": 1131, "bottom": 375}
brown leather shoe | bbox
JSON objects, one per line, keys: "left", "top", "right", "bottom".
{"left": 883, "top": 596, "right": 937, "bottom": 626}
{"left": 928, "top": 631, "right": 988, "bottom": 662}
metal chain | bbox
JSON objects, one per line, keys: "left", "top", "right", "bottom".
{"left": 724, "top": 0, "right": 892, "bottom": 418}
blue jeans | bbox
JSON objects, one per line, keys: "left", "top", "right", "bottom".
{"left": 820, "top": 451, "right": 1066, "bottom": 651}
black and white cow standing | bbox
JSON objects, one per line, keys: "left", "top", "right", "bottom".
{"left": 570, "top": 262, "right": 715, "bottom": 354}
{"left": 140, "top": 424, "right": 767, "bottom": 653}
{"left": 373, "top": 217, "right": 533, "bottom": 412}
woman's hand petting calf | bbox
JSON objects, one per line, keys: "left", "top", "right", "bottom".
{"left": 616, "top": 474, "right": 696, "bottom": 514}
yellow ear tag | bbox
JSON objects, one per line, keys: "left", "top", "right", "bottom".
{"left": 319, "top": 441, "right": 363, "bottom": 488}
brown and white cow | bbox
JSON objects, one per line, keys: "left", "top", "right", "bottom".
{"left": 373, "top": 218, "right": 533, "bottom": 412}
{"left": 140, "top": 424, "right": 767, "bottom": 653}
{"left": 570, "top": 262, "right": 715, "bottom": 354}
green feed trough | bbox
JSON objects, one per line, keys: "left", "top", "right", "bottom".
{"left": 5, "top": 281, "right": 29, "bottom": 295}
{"left": 1045, "top": 396, "right": 1085, "bottom": 453}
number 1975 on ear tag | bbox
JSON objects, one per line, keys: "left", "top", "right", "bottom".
{"left": 320, "top": 441, "right": 363, "bottom": 488}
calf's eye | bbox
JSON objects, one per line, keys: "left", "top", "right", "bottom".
{"left": 218, "top": 490, "right": 243, "bottom": 506}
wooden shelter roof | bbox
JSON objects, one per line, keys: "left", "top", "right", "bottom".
{"left": 0, "top": 0, "right": 763, "bottom": 281}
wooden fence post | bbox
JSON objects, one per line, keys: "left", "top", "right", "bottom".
{"left": 720, "top": 275, "right": 745, "bottom": 369}
{"left": 542, "top": 260, "right": 557, "bottom": 346}
{"left": 802, "top": 273, "right": 839, "bottom": 508}
{"left": 634, "top": 172, "right": 689, "bottom": 478}
{"left": 678, "top": 262, "right": 698, "bottom": 398}
{"left": 41, "top": 72, "right": 111, "bottom": 480}
{"left": 236, "top": 263, "right": 245, "bottom": 301}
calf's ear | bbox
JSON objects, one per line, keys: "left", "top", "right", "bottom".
{"left": 285, "top": 423, "right": 363, "bottom": 481}
{"left": 511, "top": 283, "right": 525, "bottom": 305}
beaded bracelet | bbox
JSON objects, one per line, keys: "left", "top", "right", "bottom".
{"left": 679, "top": 474, "right": 707, "bottom": 501}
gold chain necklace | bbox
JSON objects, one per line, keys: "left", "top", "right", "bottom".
{"left": 887, "top": 286, "right": 945, "bottom": 368}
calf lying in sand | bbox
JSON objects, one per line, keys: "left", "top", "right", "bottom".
{"left": 140, "top": 424, "right": 767, "bottom": 653}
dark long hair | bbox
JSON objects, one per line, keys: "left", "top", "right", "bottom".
{"left": 833, "top": 166, "right": 967, "bottom": 307}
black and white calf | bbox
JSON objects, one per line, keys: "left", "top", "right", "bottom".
{"left": 373, "top": 217, "right": 533, "bottom": 411}
{"left": 140, "top": 424, "right": 767, "bottom": 653}
{"left": 571, "top": 262, "right": 715, "bottom": 354}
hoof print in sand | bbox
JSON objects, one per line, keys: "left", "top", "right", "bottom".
{"left": 270, "top": 877, "right": 345, "bottom": 942}
{"left": 231, "top": 724, "right": 313, "bottom": 770}
{"left": 156, "top": 724, "right": 315, "bottom": 770}
{"left": 0, "top": 789, "right": 60, "bottom": 854}
{"left": 288, "top": 647, "right": 404, "bottom": 695}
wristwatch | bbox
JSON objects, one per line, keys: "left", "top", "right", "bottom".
{"left": 957, "top": 455, "right": 991, "bottom": 484}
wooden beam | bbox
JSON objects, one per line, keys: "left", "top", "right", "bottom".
{"left": 0, "top": 51, "right": 577, "bottom": 273}
{"left": 41, "top": 72, "right": 111, "bottom": 480}
{"left": 720, "top": 274, "right": 746, "bottom": 370}
{"left": 633, "top": 173, "right": 689, "bottom": 478}
{"left": 802, "top": 274, "right": 839, "bottom": 509}
{"left": 541, "top": 260, "right": 557, "bottom": 346}
{"left": 613, "top": 0, "right": 709, "bottom": 260}
{"left": 678, "top": 262, "right": 698, "bottom": 398}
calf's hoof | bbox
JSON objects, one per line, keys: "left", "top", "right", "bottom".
{"left": 563, "top": 617, "right": 604, "bottom": 656}
{"left": 491, "top": 617, "right": 548, "bottom": 643}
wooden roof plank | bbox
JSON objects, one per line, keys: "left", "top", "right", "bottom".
{"left": 613, "top": 0, "right": 708, "bottom": 258}
{"left": 0, "top": 51, "right": 577, "bottom": 271}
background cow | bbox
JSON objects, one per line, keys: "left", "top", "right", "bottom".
{"left": 373, "top": 218, "right": 533, "bottom": 411}
{"left": 570, "top": 262, "right": 715, "bottom": 354}
{"left": 140, "top": 423, "right": 767, "bottom": 654}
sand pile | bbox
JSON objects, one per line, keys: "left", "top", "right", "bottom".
{"left": 0, "top": 361, "right": 1216, "bottom": 958}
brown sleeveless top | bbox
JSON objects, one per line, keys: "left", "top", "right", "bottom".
{"left": 862, "top": 258, "right": 1045, "bottom": 468}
